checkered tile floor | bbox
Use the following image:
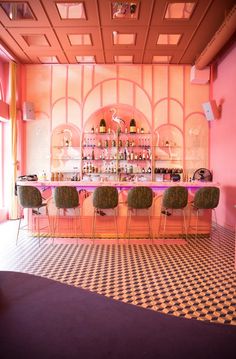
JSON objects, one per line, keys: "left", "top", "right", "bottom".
{"left": 0, "top": 221, "right": 235, "bottom": 325}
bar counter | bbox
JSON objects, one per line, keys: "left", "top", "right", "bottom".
{"left": 17, "top": 180, "right": 219, "bottom": 189}
{"left": 17, "top": 180, "right": 219, "bottom": 240}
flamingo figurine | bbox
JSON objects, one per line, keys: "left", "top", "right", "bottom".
{"left": 110, "top": 108, "right": 125, "bottom": 126}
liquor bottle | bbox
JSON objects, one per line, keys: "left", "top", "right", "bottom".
{"left": 130, "top": 150, "right": 134, "bottom": 160}
{"left": 91, "top": 149, "right": 95, "bottom": 160}
{"left": 129, "top": 118, "right": 136, "bottom": 133}
{"left": 124, "top": 149, "right": 127, "bottom": 160}
{"left": 99, "top": 119, "right": 106, "bottom": 133}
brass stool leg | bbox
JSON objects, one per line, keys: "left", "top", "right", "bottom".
{"left": 182, "top": 208, "right": 187, "bottom": 240}
{"left": 127, "top": 209, "right": 132, "bottom": 243}
{"left": 147, "top": 208, "right": 152, "bottom": 241}
{"left": 73, "top": 208, "right": 78, "bottom": 245}
{"left": 92, "top": 209, "right": 97, "bottom": 244}
{"left": 36, "top": 208, "right": 40, "bottom": 246}
{"left": 158, "top": 211, "right": 163, "bottom": 239}
{"left": 16, "top": 216, "right": 22, "bottom": 245}
{"left": 212, "top": 208, "right": 220, "bottom": 245}
{"left": 163, "top": 210, "right": 167, "bottom": 239}
{"left": 53, "top": 208, "right": 60, "bottom": 245}
{"left": 114, "top": 208, "right": 119, "bottom": 243}
{"left": 46, "top": 206, "right": 51, "bottom": 241}
{"left": 125, "top": 208, "right": 129, "bottom": 238}
{"left": 195, "top": 209, "right": 199, "bottom": 240}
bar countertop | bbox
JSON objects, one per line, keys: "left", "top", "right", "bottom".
{"left": 16, "top": 180, "right": 220, "bottom": 188}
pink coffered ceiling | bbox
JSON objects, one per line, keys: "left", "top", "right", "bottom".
{"left": 0, "top": 0, "right": 235, "bottom": 64}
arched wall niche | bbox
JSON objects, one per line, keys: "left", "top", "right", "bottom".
{"left": 185, "top": 113, "right": 209, "bottom": 171}
{"left": 154, "top": 124, "right": 183, "bottom": 147}
{"left": 51, "top": 123, "right": 80, "bottom": 147}
{"left": 52, "top": 98, "right": 66, "bottom": 129}
{"left": 154, "top": 124, "right": 183, "bottom": 170}
{"left": 82, "top": 79, "right": 152, "bottom": 128}
{"left": 51, "top": 123, "right": 81, "bottom": 174}
{"left": 84, "top": 104, "right": 151, "bottom": 134}
{"left": 153, "top": 98, "right": 183, "bottom": 130}
{"left": 51, "top": 98, "right": 81, "bottom": 130}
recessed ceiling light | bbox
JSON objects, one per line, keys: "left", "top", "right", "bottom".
{"left": 76, "top": 56, "right": 95, "bottom": 63}
{"left": 38, "top": 56, "right": 58, "bottom": 64}
{"left": 0, "top": 2, "right": 35, "bottom": 20}
{"left": 152, "top": 55, "right": 172, "bottom": 63}
{"left": 165, "top": 2, "right": 195, "bottom": 19}
{"left": 23, "top": 34, "right": 49, "bottom": 47}
{"left": 68, "top": 34, "right": 92, "bottom": 46}
{"left": 157, "top": 34, "right": 182, "bottom": 45}
{"left": 114, "top": 55, "right": 133, "bottom": 63}
{"left": 113, "top": 33, "right": 136, "bottom": 45}
{"left": 56, "top": 2, "right": 86, "bottom": 19}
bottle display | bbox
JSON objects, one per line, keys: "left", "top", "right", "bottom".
{"left": 51, "top": 119, "right": 184, "bottom": 183}
{"left": 81, "top": 121, "right": 153, "bottom": 181}
{"left": 129, "top": 118, "right": 136, "bottom": 133}
{"left": 51, "top": 124, "right": 81, "bottom": 180}
{"left": 99, "top": 119, "right": 106, "bottom": 133}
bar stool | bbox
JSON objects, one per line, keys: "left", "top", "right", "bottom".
{"left": 53, "top": 186, "right": 82, "bottom": 245}
{"left": 92, "top": 186, "right": 119, "bottom": 243}
{"left": 17, "top": 185, "right": 50, "bottom": 245}
{"left": 190, "top": 186, "right": 220, "bottom": 240}
{"left": 126, "top": 186, "right": 153, "bottom": 241}
{"left": 158, "top": 186, "right": 188, "bottom": 239}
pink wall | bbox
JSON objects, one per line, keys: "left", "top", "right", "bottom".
{"left": 210, "top": 43, "right": 236, "bottom": 227}
{"left": 211, "top": 40, "right": 236, "bottom": 229}
{"left": 22, "top": 64, "right": 210, "bottom": 179}
{"left": 0, "top": 60, "right": 23, "bottom": 220}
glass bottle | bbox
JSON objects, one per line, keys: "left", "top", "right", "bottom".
{"left": 129, "top": 118, "right": 136, "bottom": 133}
{"left": 130, "top": 150, "right": 134, "bottom": 160}
{"left": 99, "top": 119, "right": 106, "bottom": 133}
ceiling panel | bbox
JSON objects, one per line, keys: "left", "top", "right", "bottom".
{"left": 0, "top": 0, "right": 235, "bottom": 65}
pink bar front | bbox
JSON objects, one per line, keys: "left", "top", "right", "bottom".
{"left": 17, "top": 180, "right": 218, "bottom": 240}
